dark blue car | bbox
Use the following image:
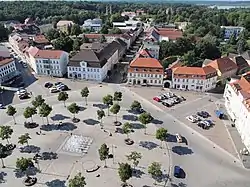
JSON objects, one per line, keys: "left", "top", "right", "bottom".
{"left": 174, "top": 166, "right": 181, "bottom": 178}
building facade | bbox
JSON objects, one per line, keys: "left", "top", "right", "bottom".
{"left": 221, "top": 26, "right": 244, "bottom": 39}
{"left": 56, "top": 20, "right": 74, "bottom": 33}
{"left": 142, "top": 39, "right": 160, "bottom": 59}
{"left": 0, "top": 58, "right": 17, "bottom": 85}
{"left": 224, "top": 73, "right": 250, "bottom": 151}
{"left": 172, "top": 66, "right": 217, "bottom": 92}
{"left": 127, "top": 57, "right": 164, "bottom": 86}
{"left": 26, "top": 48, "right": 69, "bottom": 77}
{"left": 82, "top": 18, "right": 102, "bottom": 32}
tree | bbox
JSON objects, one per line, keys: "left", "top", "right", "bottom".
{"left": 18, "top": 133, "right": 31, "bottom": 146}
{"left": 82, "top": 35, "right": 90, "bottom": 43}
{"left": 102, "top": 94, "right": 113, "bottom": 116}
{"left": 0, "top": 24, "right": 9, "bottom": 42}
{"left": 110, "top": 103, "right": 121, "bottom": 122}
{"left": 118, "top": 163, "right": 132, "bottom": 185}
{"left": 71, "top": 24, "right": 82, "bottom": 36}
{"left": 100, "top": 35, "right": 107, "bottom": 43}
{"left": 73, "top": 38, "right": 81, "bottom": 51}
{"left": 0, "top": 126, "right": 13, "bottom": 144}
{"left": 229, "top": 32, "right": 237, "bottom": 45}
{"left": 53, "top": 36, "right": 73, "bottom": 52}
{"left": 126, "top": 151, "right": 142, "bottom": 169}
{"left": 138, "top": 112, "right": 153, "bottom": 134}
{"left": 16, "top": 157, "right": 34, "bottom": 176}
{"left": 81, "top": 87, "right": 89, "bottom": 105}
{"left": 6, "top": 105, "right": 17, "bottom": 124}
{"left": 67, "top": 103, "right": 80, "bottom": 119}
{"left": 69, "top": 172, "right": 86, "bottom": 187}
{"left": 32, "top": 95, "right": 45, "bottom": 108}
{"left": 130, "top": 100, "right": 142, "bottom": 112}
{"left": 113, "top": 91, "right": 122, "bottom": 103}
{"left": 23, "top": 107, "right": 37, "bottom": 123}
{"left": 97, "top": 110, "right": 105, "bottom": 128}
{"left": 109, "top": 28, "right": 122, "bottom": 34}
{"left": 122, "top": 122, "right": 132, "bottom": 139}
{"left": 237, "top": 38, "right": 247, "bottom": 54}
{"left": 0, "top": 143, "right": 8, "bottom": 168}
{"left": 39, "top": 103, "right": 52, "bottom": 124}
{"left": 98, "top": 143, "right": 109, "bottom": 167}
{"left": 156, "top": 128, "right": 168, "bottom": 148}
{"left": 46, "top": 28, "right": 60, "bottom": 41}
{"left": 111, "top": 13, "right": 125, "bottom": 22}
{"left": 58, "top": 91, "right": 69, "bottom": 107}
{"left": 148, "top": 162, "right": 163, "bottom": 185}
{"left": 100, "top": 25, "right": 109, "bottom": 34}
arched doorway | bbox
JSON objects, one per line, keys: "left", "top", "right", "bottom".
{"left": 137, "top": 80, "right": 141, "bottom": 84}
{"left": 163, "top": 80, "right": 171, "bottom": 88}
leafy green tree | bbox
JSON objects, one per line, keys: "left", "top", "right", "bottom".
{"left": 71, "top": 24, "right": 82, "bottom": 36}
{"left": 110, "top": 13, "right": 126, "bottom": 22}
{"left": 0, "top": 24, "right": 9, "bottom": 42}
{"left": 73, "top": 38, "right": 81, "bottom": 51}
{"left": 81, "top": 87, "right": 89, "bottom": 105}
{"left": 46, "top": 28, "right": 60, "bottom": 41}
{"left": 6, "top": 105, "right": 17, "bottom": 124}
{"left": 109, "top": 28, "right": 122, "bottom": 34}
{"left": 118, "top": 163, "right": 132, "bottom": 185}
{"left": 0, "top": 126, "right": 13, "bottom": 144}
{"left": 53, "top": 36, "right": 73, "bottom": 52}
{"left": 130, "top": 100, "right": 142, "bottom": 112}
{"left": 102, "top": 94, "right": 113, "bottom": 116}
{"left": 58, "top": 91, "right": 69, "bottom": 107}
{"left": 138, "top": 112, "right": 153, "bottom": 134}
{"left": 97, "top": 110, "right": 105, "bottom": 128}
{"left": 110, "top": 103, "right": 121, "bottom": 122}
{"left": 100, "top": 25, "right": 109, "bottom": 34}
{"left": 0, "top": 143, "right": 8, "bottom": 168}
{"left": 23, "top": 107, "right": 37, "bottom": 123}
{"left": 69, "top": 172, "right": 86, "bottom": 187}
{"left": 18, "top": 133, "right": 31, "bottom": 146}
{"left": 82, "top": 35, "right": 90, "bottom": 43}
{"left": 122, "top": 122, "right": 132, "bottom": 139}
{"left": 39, "top": 103, "right": 52, "bottom": 124}
{"left": 100, "top": 35, "right": 107, "bottom": 43}
{"left": 237, "top": 38, "right": 247, "bottom": 54}
{"left": 67, "top": 103, "right": 80, "bottom": 119}
{"left": 98, "top": 143, "right": 109, "bottom": 168}
{"left": 126, "top": 151, "right": 142, "bottom": 169}
{"left": 16, "top": 157, "right": 34, "bottom": 176}
{"left": 113, "top": 91, "right": 122, "bottom": 103}
{"left": 229, "top": 32, "right": 237, "bottom": 45}
{"left": 148, "top": 162, "right": 163, "bottom": 185}
{"left": 32, "top": 95, "right": 45, "bottom": 108}
{"left": 156, "top": 128, "right": 168, "bottom": 148}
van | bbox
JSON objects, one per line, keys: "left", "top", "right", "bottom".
{"left": 174, "top": 166, "right": 181, "bottom": 178}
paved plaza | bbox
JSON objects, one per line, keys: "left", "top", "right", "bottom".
{"left": 1, "top": 83, "right": 250, "bottom": 187}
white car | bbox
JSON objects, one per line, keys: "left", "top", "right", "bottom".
{"left": 191, "top": 115, "right": 200, "bottom": 121}
{"left": 17, "top": 89, "right": 27, "bottom": 96}
{"left": 0, "top": 104, "right": 4, "bottom": 109}
{"left": 186, "top": 115, "right": 197, "bottom": 123}
{"left": 176, "top": 134, "right": 183, "bottom": 143}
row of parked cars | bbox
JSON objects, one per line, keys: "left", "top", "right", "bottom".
{"left": 44, "top": 82, "right": 69, "bottom": 93}
{"left": 153, "top": 92, "right": 186, "bottom": 107}
{"left": 16, "top": 88, "right": 29, "bottom": 100}
{"left": 186, "top": 111, "right": 213, "bottom": 129}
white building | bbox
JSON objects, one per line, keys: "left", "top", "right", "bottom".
{"left": 172, "top": 66, "right": 217, "bottom": 92}
{"left": 113, "top": 20, "right": 142, "bottom": 31}
{"left": 121, "top": 12, "right": 137, "bottom": 19}
{"left": 67, "top": 41, "right": 119, "bottom": 81}
{"left": 221, "top": 26, "right": 244, "bottom": 39}
{"left": 82, "top": 18, "right": 102, "bottom": 32}
{"left": 0, "top": 58, "right": 17, "bottom": 85}
{"left": 26, "top": 47, "right": 69, "bottom": 77}
{"left": 224, "top": 73, "right": 250, "bottom": 151}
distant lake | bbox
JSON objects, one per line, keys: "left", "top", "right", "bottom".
{"left": 209, "top": 5, "right": 250, "bottom": 9}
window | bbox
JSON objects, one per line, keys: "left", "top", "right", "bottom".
{"left": 155, "top": 80, "right": 157, "bottom": 83}
{"left": 182, "top": 85, "right": 185, "bottom": 88}
{"left": 155, "top": 74, "right": 157, "bottom": 78}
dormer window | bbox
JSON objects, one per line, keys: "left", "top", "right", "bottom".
{"left": 144, "top": 69, "right": 147, "bottom": 72}
{"left": 134, "top": 68, "right": 138, "bottom": 72}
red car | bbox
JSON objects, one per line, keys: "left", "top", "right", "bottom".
{"left": 153, "top": 97, "right": 161, "bottom": 102}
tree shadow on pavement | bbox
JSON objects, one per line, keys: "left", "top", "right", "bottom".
{"left": 151, "top": 119, "right": 163, "bottom": 125}
{"left": 39, "top": 152, "right": 58, "bottom": 160}
{"left": 20, "top": 145, "right": 41, "bottom": 153}
{"left": 172, "top": 146, "right": 193, "bottom": 155}
{"left": 78, "top": 106, "right": 87, "bottom": 112}
{"left": 45, "top": 179, "right": 66, "bottom": 187}
{"left": 41, "top": 122, "right": 77, "bottom": 131}
{"left": 122, "top": 114, "right": 138, "bottom": 121}
{"left": 171, "top": 182, "right": 187, "bottom": 187}
{"left": 132, "top": 168, "right": 145, "bottom": 178}
{"left": 130, "top": 123, "right": 144, "bottom": 129}
{"left": 0, "top": 172, "right": 7, "bottom": 183}
{"left": 14, "top": 167, "right": 40, "bottom": 178}
{"left": 50, "top": 114, "right": 70, "bottom": 121}
{"left": 93, "top": 103, "right": 108, "bottom": 110}
{"left": 83, "top": 119, "right": 99, "bottom": 126}
{"left": 139, "top": 141, "right": 158, "bottom": 150}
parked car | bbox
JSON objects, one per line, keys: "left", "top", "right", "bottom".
{"left": 197, "top": 111, "right": 210, "bottom": 118}
{"left": 17, "top": 89, "right": 27, "bottom": 96}
{"left": 57, "top": 84, "right": 68, "bottom": 91}
{"left": 55, "top": 82, "right": 63, "bottom": 86}
{"left": 162, "top": 101, "right": 171, "bottom": 107}
{"left": 186, "top": 115, "right": 197, "bottom": 123}
{"left": 153, "top": 97, "right": 161, "bottom": 102}
{"left": 0, "top": 104, "right": 4, "bottom": 109}
{"left": 176, "top": 134, "right": 183, "bottom": 143}
{"left": 50, "top": 87, "right": 60, "bottom": 93}
{"left": 197, "top": 120, "right": 211, "bottom": 129}
{"left": 44, "top": 82, "right": 53, "bottom": 88}
{"left": 192, "top": 115, "right": 200, "bottom": 121}
{"left": 174, "top": 166, "right": 182, "bottom": 178}
{"left": 19, "top": 93, "right": 29, "bottom": 100}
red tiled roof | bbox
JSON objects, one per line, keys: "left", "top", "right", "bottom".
{"left": 0, "top": 58, "right": 14, "bottom": 67}
{"left": 157, "top": 29, "right": 183, "bottom": 40}
{"left": 27, "top": 46, "right": 39, "bottom": 57}
{"left": 33, "top": 35, "right": 49, "bottom": 44}
{"left": 173, "top": 66, "right": 217, "bottom": 76}
{"left": 206, "top": 57, "right": 238, "bottom": 73}
{"left": 139, "top": 49, "right": 151, "bottom": 58}
{"left": 130, "top": 57, "right": 163, "bottom": 68}
{"left": 34, "top": 50, "right": 64, "bottom": 59}
{"left": 84, "top": 34, "right": 101, "bottom": 39}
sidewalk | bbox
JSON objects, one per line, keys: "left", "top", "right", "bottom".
{"left": 218, "top": 104, "right": 250, "bottom": 169}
